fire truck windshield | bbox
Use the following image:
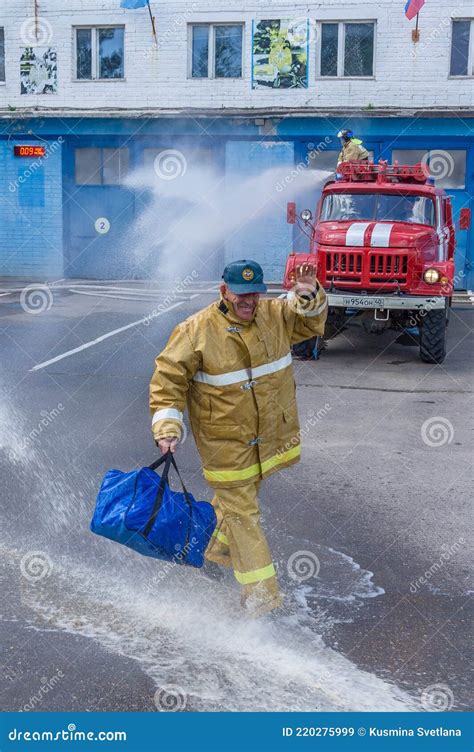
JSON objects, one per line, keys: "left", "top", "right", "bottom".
{"left": 321, "top": 193, "right": 435, "bottom": 226}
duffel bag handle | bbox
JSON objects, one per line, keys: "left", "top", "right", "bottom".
{"left": 143, "top": 451, "right": 192, "bottom": 538}
{"left": 148, "top": 454, "right": 168, "bottom": 472}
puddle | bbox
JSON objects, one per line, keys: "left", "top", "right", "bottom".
{"left": 1, "top": 396, "right": 417, "bottom": 712}
{"left": 3, "top": 541, "right": 418, "bottom": 713}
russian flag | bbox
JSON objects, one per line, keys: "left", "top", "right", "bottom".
{"left": 405, "top": 0, "right": 425, "bottom": 20}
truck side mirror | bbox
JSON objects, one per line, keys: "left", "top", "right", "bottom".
{"left": 460, "top": 207, "right": 471, "bottom": 230}
{"left": 287, "top": 202, "right": 296, "bottom": 224}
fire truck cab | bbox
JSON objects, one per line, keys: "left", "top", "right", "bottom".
{"left": 284, "top": 161, "right": 455, "bottom": 363}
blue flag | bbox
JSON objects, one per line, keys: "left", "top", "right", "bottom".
{"left": 120, "top": 0, "right": 148, "bottom": 8}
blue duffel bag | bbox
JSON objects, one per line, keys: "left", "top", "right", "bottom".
{"left": 90, "top": 452, "right": 216, "bottom": 567}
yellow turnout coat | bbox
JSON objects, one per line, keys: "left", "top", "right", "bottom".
{"left": 150, "top": 288, "right": 328, "bottom": 489}
{"left": 337, "top": 139, "right": 369, "bottom": 165}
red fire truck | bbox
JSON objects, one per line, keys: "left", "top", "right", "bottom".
{"left": 284, "top": 161, "right": 455, "bottom": 363}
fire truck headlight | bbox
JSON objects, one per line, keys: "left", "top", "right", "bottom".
{"left": 300, "top": 209, "right": 313, "bottom": 222}
{"left": 423, "top": 268, "right": 440, "bottom": 284}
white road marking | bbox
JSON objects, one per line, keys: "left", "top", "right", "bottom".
{"left": 68, "top": 289, "right": 191, "bottom": 302}
{"left": 0, "top": 281, "right": 286, "bottom": 295}
{"left": 29, "top": 301, "right": 184, "bottom": 372}
{"left": 71, "top": 285, "right": 219, "bottom": 295}
{"left": 70, "top": 284, "right": 190, "bottom": 295}
{"left": 68, "top": 286, "right": 287, "bottom": 297}
{"left": 0, "top": 292, "right": 11, "bottom": 297}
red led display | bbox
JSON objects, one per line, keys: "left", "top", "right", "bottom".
{"left": 14, "top": 145, "right": 46, "bottom": 157}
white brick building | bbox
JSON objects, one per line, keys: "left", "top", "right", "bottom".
{"left": 0, "top": 0, "right": 472, "bottom": 283}
{"left": 1, "top": 0, "right": 473, "bottom": 113}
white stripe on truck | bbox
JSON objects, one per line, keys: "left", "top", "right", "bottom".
{"left": 346, "top": 222, "right": 371, "bottom": 247}
{"left": 370, "top": 223, "right": 394, "bottom": 248}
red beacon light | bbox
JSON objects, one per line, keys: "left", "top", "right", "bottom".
{"left": 338, "top": 159, "right": 429, "bottom": 185}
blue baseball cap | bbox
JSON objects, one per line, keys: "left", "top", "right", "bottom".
{"left": 222, "top": 259, "right": 267, "bottom": 294}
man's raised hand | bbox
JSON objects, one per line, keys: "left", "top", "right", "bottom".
{"left": 295, "top": 263, "right": 317, "bottom": 289}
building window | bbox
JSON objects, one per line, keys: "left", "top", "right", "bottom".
{"left": 75, "top": 27, "right": 124, "bottom": 80}
{"left": 75, "top": 148, "right": 129, "bottom": 185}
{"left": 307, "top": 147, "right": 374, "bottom": 172}
{"left": 307, "top": 149, "right": 341, "bottom": 172}
{"left": 0, "top": 28, "right": 5, "bottom": 82}
{"left": 392, "top": 149, "right": 467, "bottom": 190}
{"left": 189, "top": 24, "right": 243, "bottom": 78}
{"left": 319, "top": 21, "right": 375, "bottom": 77}
{"left": 450, "top": 19, "right": 473, "bottom": 76}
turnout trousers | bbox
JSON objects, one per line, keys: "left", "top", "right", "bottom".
{"left": 204, "top": 480, "right": 282, "bottom": 616}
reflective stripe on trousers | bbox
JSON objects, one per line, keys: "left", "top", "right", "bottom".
{"left": 203, "top": 444, "right": 301, "bottom": 484}
{"left": 205, "top": 480, "right": 281, "bottom": 611}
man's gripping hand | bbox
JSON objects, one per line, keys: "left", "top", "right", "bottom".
{"left": 156, "top": 437, "right": 179, "bottom": 454}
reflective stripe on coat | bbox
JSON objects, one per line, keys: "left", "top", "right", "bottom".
{"left": 149, "top": 288, "right": 328, "bottom": 489}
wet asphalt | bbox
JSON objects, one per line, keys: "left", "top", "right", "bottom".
{"left": 0, "top": 280, "right": 472, "bottom": 712}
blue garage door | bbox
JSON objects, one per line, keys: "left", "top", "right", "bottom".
{"left": 63, "top": 143, "right": 136, "bottom": 279}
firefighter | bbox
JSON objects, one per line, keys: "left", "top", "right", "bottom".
{"left": 149, "top": 259, "right": 327, "bottom": 617}
{"left": 337, "top": 129, "right": 369, "bottom": 166}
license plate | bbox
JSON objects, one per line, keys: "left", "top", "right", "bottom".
{"left": 341, "top": 296, "right": 385, "bottom": 308}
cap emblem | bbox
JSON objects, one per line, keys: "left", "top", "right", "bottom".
{"left": 242, "top": 267, "right": 255, "bottom": 281}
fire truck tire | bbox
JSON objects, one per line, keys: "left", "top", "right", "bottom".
{"left": 419, "top": 308, "right": 447, "bottom": 364}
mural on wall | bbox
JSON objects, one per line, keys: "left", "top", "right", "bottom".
{"left": 252, "top": 19, "right": 308, "bottom": 89}
{"left": 20, "top": 47, "right": 57, "bottom": 94}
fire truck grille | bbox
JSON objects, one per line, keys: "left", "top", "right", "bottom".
{"left": 322, "top": 251, "right": 411, "bottom": 287}
{"left": 369, "top": 254, "right": 409, "bottom": 283}
{"left": 325, "top": 252, "right": 363, "bottom": 283}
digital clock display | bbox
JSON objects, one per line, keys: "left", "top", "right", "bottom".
{"left": 14, "top": 145, "right": 46, "bottom": 157}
